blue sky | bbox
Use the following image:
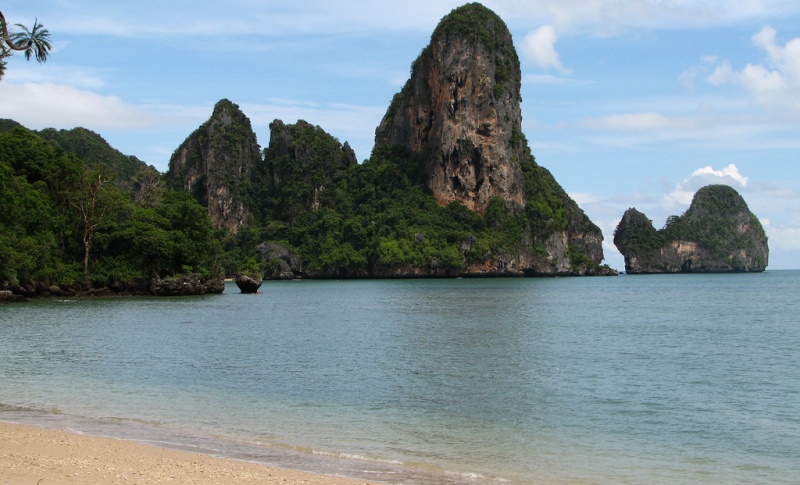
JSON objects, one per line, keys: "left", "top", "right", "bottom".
{"left": 1, "top": 1, "right": 799, "bottom": 270}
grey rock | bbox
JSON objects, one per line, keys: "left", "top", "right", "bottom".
{"left": 235, "top": 274, "right": 262, "bottom": 294}
{"left": 257, "top": 242, "right": 303, "bottom": 279}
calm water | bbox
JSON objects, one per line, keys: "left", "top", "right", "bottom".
{"left": 1, "top": 272, "right": 799, "bottom": 484}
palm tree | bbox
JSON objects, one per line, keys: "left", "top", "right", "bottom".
{"left": 0, "top": 10, "right": 52, "bottom": 80}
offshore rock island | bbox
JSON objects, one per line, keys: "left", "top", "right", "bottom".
{"left": 167, "top": 3, "right": 613, "bottom": 279}
{"left": 614, "top": 185, "right": 769, "bottom": 273}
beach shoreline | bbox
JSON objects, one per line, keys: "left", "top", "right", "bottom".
{"left": 0, "top": 421, "right": 377, "bottom": 485}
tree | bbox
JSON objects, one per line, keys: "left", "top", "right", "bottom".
{"left": 1, "top": 10, "right": 52, "bottom": 81}
{"left": 70, "top": 166, "right": 116, "bottom": 279}
{"left": 131, "top": 166, "right": 164, "bottom": 207}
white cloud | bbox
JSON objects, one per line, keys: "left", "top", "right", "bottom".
{"left": 663, "top": 163, "right": 749, "bottom": 208}
{"left": 762, "top": 220, "right": 800, "bottom": 251}
{"left": 522, "top": 25, "right": 569, "bottom": 72}
{"left": 0, "top": 83, "right": 164, "bottom": 130}
{"left": 680, "top": 55, "right": 719, "bottom": 88}
{"left": 568, "top": 191, "right": 600, "bottom": 206}
{"left": 706, "top": 26, "right": 800, "bottom": 115}
{"left": 4, "top": 64, "right": 106, "bottom": 90}
{"left": 585, "top": 112, "right": 698, "bottom": 131}
{"left": 522, "top": 73, "right": 590, "bottom": 85}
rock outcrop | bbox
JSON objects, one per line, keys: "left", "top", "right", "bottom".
{"left": 614, "top": 185, "right": 769, "bottom": 273}
{"left": 162, "top": 4, "right": 614, "bottom": 278}
{"left": 167, "top": 99, "right": 260, "bottom": 233}
{"left": 374, "top": 3, "right": 525, "bottom": 215}
{"left": 371, "top": 3, "right": 611, "bottom": 275}
{"left": 0, "top": 290, "right": 28, "bottom": 303}
{"left": 257, "top": 242, "right": 304, "bottom": 280}
{"left": 235, "top": 274, "right": 262, "bottom": 293}
{"left": 260, "top": 119, "right": 357, "bottom": 215}
{"left": 149, "top": 274, "right": 225, "bottom": 296}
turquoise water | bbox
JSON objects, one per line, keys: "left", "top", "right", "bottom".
{"left": 1, "top": 272, "right": 799, "bottom": 484}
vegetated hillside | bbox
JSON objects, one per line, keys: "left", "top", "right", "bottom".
{"left": 0, "top": 118, "right": 22, "bottom": 133}
{"left": 614, "top": 184, "right": 769, "bottom": 273}
{"left": 0, "top": 118, "right": 157, "bottom": 194}
{"left": 37, "top": 127, "right": 152, "bottom": 190}
{"left": 173, "top": 3, "right": 615, "bottom": 278}
{"left": 0, "top": 126, "right": 223, "bottom": 299}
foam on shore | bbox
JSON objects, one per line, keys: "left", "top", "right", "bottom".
{"left": 0, "top": 421, "right": 376, "bottom": 485}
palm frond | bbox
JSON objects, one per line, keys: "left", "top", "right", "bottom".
{"left": 10, "top": 19, "right": 51, "bottom": 63}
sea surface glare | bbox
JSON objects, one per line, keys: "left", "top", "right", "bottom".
{"left": 1, "top": 272, "right": 799, "bottom": 484}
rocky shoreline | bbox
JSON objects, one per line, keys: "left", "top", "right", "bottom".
{"left": 1, "top": 273, "right": 225, "bottom": 303}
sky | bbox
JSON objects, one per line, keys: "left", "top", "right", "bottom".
{"left": 1, "top": 1, "right": 799, "bottom": 271}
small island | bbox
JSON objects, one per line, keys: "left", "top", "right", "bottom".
{"left": 613, "top": 184, "right": 769, "bottom": 274}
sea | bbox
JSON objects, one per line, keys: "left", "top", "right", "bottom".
{"left": 1, "top": 272, "right": 798, "bottom": 484}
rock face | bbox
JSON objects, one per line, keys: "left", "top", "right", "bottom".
{"left": 257, "top": 242, "right": 304, "bottom": 280}
{"left": 260, "top": 119, "right": 357, "bottom": 215}
{"left": 0, "top": 290, "right": 28, "bottom": 303}
{"left": 167, "top": 99, "right": 260, "bottom": 233}
{"left": 614, "top": 185, "right": 769, "bottom": 273}
{"left": 370, "top": 3, "right": 610, "bottom": 275}
{"left": 374, "top": 3, "right": 525, "bottom": 215}
{"left": 235, "top": 274, "right": 262, "bottom": 293}
{"left": 162, "top": 4, "right": 613, "bottom": 278}
{"left": 149, "top": 274, "right": 225, "bottom": 296}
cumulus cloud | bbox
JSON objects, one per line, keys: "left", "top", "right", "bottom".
{"left": 705, "top": 26, "right": 800, "bottom": 115}
{"left": 680, "top": 55, "right": 720, "bottom": 88}
{"left": 663, "top": 163, "right": 749, "bottom": 208}
{"left": 585, "top": 112, "right": 698, "bottom": 131}
{"left": 522, "top": 25, "right": 569, "bottom": 72}
{"left": 0, "top": 83, "right": 164, "bottom": 130}
{"left": 762, "top": 221, "right": 800, "bottom": 251}
{"left": 5, "top": 65, "right": 106, "bottom": 90}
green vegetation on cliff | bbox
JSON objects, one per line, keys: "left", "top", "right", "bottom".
{"left": 213, "top": 121, "right": 606, "bottom": 277}
{"left": 430, "top": 2, "right": 520, "bottom": 98}
{"left": 2, "top": 112, "right": 608, "bottom": 287}
{"left": 1, "top": 119, "right": 156, "bottom": 195}
{"left": 614, "top": 185, "right": 768, "bottom": 273}
{"left": 662, "top": 185, "right": 766, "bottom": 261}
{"left": 3, "top": 3, "right": 614, "bottom": 290}
{"left": 0, "top": 126, "right": 220, "bottom": 292}
{"left": 37, "top": 127, "right": 151, "bottom": 191}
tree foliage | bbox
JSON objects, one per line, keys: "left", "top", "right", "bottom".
{"left": 222, "top": 119, "right": 604, "bottom": 277}
{"left": 0, "top": 127, "right": 219, "bottom": 290}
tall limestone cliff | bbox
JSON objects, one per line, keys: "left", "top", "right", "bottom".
{"left": 163, "top": 4, "right": 613, "bottom": 277}
{"left": 372, "top": 3, "right": 609, "bottom": 275}
{"left": 614, "top": 185, "right": 769, "bottom": 273}
{"left": 374, "top": 3, "right": 525, "bottom": 215}
{"left": 257, "top": 119, "right": 356, "bottom": 220}
{"left": 167, "top": 99, "right": 260, "bottom": 233}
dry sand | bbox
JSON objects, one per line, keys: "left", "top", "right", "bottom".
{"left": 0, "top": 421, "right": 377, "bottom": 485}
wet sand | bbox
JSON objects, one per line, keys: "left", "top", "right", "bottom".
{"left": 0, "top": 421, "right": 377, "bottom": 485}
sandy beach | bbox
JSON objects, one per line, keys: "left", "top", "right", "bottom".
{"left": 0, "top": 422, "right": 376, "bottom": 485}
